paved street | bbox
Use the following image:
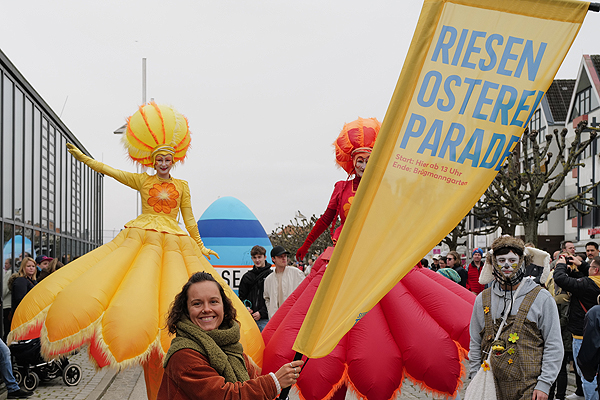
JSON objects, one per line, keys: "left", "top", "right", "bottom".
{"left": 26, "top": 349, "right": 144, "bottom": 400}
{"left": 22, "top": 351, "right": 581, "bottom": 400}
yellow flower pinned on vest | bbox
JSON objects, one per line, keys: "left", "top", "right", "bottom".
{"left": 148, "top": 182, "right": 179, "bottom": 214}
{"left": 481, "top": 361, "right": 490, "bottom": 371}
{"left": 508, "top": 358, "right": 513, "bottom": 364}
{"left": 508, "top": 333, "right": 519, "bottom": 343}
{"left": 484, "top": 306, "right": 490, "bottom": 314}
{"left": 507, "top": 348, "right": 515, "bottom": 355}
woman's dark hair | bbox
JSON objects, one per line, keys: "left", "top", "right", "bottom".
{"left": 165, "top": 272, "right": 237, "bottom": 334}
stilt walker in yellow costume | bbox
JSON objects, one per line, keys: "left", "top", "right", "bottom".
{"left": 7, "top": 103, "right": 264, "bottom": 400}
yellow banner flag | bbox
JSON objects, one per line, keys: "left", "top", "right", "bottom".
{"left": 293, "top": 0, "right": 588, "bottom": 358}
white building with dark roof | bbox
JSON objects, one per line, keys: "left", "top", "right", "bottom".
{"left": 465, "top": 56, "right": 600, "bottom": 256}
{"left": 563, "top": 55, "right": 600, "bottom": 249}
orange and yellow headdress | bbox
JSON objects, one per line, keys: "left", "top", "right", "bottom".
{"left": 122, "top": 102, "right": 191, "bottom": 167}
{"left": 334, "top": 117, "right": 381, "bottom": 174}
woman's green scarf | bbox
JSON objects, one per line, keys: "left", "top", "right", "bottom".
{"left": 163, "top": 316, "right": 250, "bottom": 383}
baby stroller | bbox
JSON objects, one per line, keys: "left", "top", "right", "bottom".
{"left": 9, "top": 338, "right": 82, "bottom": 391}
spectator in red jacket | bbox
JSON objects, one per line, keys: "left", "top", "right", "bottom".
{"left": 466, "top": 248, "right": 485, "bottom": 294}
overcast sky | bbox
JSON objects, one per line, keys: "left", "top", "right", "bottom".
{"left": 0, "top": 1, "right": 597, "bottom": 243}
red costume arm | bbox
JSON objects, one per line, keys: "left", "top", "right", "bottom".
{"left": 296, "top": 207, "right": 336, "bottom": 261}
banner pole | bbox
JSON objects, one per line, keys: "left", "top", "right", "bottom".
{"left": 277, "top": 352, "right": 304, "bottom": 400}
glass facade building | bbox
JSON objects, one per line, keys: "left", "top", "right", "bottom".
{"left": 0, "top": 49, "right": 103, "bottom": 272}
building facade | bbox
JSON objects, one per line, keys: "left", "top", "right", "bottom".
{"left": 563, "top": 54, "right": 600, "bottom": 249}
{"left": 515, "top": 78, "right": 574, "bottom": 253}
{"left": 0, "top": 48, "right": 103, "bottom": 271}
{"left": 442, "top": 56, "right": 600, "bottom": 260}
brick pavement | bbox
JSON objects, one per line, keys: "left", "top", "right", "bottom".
{"left": 395, "top": 362, "right": 582, "bottom": 399}
{"left": 98, "top": 367, "right": 143, "bottom": 400}
{"left": 23, "top": 352, "right": 583, "bottom": 400}
{"left": 27, "top": 349, "right": 116, "bottom": 400}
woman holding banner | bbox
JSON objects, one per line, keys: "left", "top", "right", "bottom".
{"left": 261, "top": 117, "right": 475, "bottom": 400}
{"left": 158, "top": 272, "right": 303, "bottom": 400}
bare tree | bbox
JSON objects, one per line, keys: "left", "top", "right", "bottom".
{"left": 441, "top": 217, "right": 468, "bottom": 252}
{"left": 474, "top": 121, "right": 599, "bottom": 246}
{"left": 270, "top": 215, "right": 339, "bottom": 261}
{"left": 472, "top": 197, "right": 518, "bottom": 237}
{"left": 441, "top": 213, "right": 497, "bottom": 252}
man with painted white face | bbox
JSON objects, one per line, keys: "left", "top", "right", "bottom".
{"left": 468, "top": 236, "right": 562, "bottom": 400}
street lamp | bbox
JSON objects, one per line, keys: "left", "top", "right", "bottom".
{"left": 113, "top": 124, "right": 142, "bottom": 215}
{"left": 111, "top": 58, "right": 148, "bottom": 216}
{"left": 113, "top": 124, "right": 126, "bottom": 135}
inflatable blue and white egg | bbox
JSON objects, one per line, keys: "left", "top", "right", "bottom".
{"left": 197, "top": 196, "right": 273, "bottom": 294}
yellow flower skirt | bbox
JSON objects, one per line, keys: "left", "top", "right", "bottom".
{"left": 8, "top": 227, "right": 263, "bottom": 399}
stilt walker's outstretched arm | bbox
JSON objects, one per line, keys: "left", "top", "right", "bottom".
{"left": 66, "top": 143, "right": 142, "bottom": 190}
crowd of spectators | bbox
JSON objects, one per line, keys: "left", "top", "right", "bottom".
{"left": 4, "top": 239, "right": 600, "bottom": 400}
{"left": 0, "top": 253, "right": 68, "bottom": 398}
{"left": 427, "top": 240, "right": 600, "bottom": 400}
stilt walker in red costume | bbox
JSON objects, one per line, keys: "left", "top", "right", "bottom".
{"left": 261, "top": 117, "right": 476, "bottom": 400}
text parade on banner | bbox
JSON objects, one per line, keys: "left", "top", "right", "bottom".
{"left": 293, "top": 0, "right": 588, "bottom": 359}
{"left": 398, "top": 25, "right": 549, "bottom": 174}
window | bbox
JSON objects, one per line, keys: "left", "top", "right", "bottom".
{"left": 595, "top": 186, "right": 600, "bottom": 228}
{"left": 41, "top": 117, "right": 49, "bottom": 229}
{"left": 571, "top": 86, "right": 592, "bottom": 121}
{"left": 33, "top": 107, "right": 41, "bottom": 227}
{"left": 0, "top": 51, "right": 103, "bottom": 275}
{"left": 473, "top": 215, "right": 491, "bottom": 229}
{"left": 583, "top": 135, "right": 596, "bottom": 159}
{"left": 576, "top": 186, "right": 593, "bottom": 228}
{"left": 529, "top": 109, "right": 541, "bottom": 132}
{"left": 14, "top": 89, "right": 23, "bottom": 222}
{"left": 23, "top": 99, "right": 32, "bottom": 225}
{"left": 47, "top": 126, "right": 56, "bottom": 231}
{"left": 3, "top": 75, "right": 13, "bottom": 219}
{"left": 568, "top": 204, "right": 578, "bottom": 219}
{"left": 528, "top": 109, "right": 547, "bottom": 143}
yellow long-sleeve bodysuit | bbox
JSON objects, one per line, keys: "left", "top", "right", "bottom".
{"left": 8, "top": 156, "right": 263, "bottom": 400}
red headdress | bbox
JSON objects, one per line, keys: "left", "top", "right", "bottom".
{"left": 333, "top": 117, "right": 381, "bottom": 174}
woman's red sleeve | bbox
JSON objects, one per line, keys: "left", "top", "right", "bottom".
{"left": 296, "top": 207, "right": 336, "bottom": 260}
